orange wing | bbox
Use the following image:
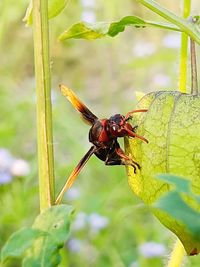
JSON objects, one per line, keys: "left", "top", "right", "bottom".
{"left": 55, "top": 146, "right": 97, "bottom": 204}
{"left": 60, "top": 84, "right": 98, "bottom": 125}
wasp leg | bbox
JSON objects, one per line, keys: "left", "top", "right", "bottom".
{"left": 55, "top": 146, "right": 97, "bottom": 205}
{"left": 124, "top": 126, "right": 148, "bottom": 143}
{"left": 115, "top": 146, "right": 140, "bottom": 174}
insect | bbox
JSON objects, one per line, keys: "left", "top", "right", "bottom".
{"left": 55, "top": 85, "right": 148, "bottom": 204}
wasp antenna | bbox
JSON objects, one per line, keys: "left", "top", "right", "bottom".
{"left": 125, "top": 109, "right": 148, "bottom": 120}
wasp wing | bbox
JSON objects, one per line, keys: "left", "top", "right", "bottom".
{"left": 55, "top": 146, "right": 97, "bottom": 204}
{"left": 60, "top": 84, "right": 98, "bottom": 125}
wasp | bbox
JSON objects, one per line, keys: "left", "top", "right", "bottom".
{"left": 55, "top": 85, "right": 148, "bottom": 204}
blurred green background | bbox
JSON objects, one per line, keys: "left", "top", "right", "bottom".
{"left": 0, "top": 0, "right": 200, "bottom": 266}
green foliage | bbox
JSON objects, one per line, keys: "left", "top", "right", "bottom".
{"left": 1, "top": 228, "right": 45, "bottom": 262}
{"left": 155, "top": 174, "right": 200, "bottom": 243}
{"left": 1, "top": 205, "right": 73, "bottom": 266}
{"left": 59, "top": 16, "right": 180, "bottom": 41}
{"left": 23, "top": 0, "right": 68, "bottom": 25}
{"left": 125, "top": 91, "right": 200, "bottom": 254}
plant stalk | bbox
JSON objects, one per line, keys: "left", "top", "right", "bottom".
{"left": 33, "top": 0, "right": 55, "bottom": 211}
{"left": 137, "top": 0, "right": 200, "bottom": 45}
{"left": 166, "top": 0, "right": 190, "bottom": 265}
{"left": 190, "top": 38, "right": 198, "bottom": 95}
{"left": 179, "top": 0, "right": 191, "bottom": 93}
{"left": 166, "top": 240, "right": 185, "bottom": 267}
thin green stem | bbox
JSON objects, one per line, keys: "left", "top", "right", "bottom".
{"left": 33, "top": 0, "right": 55, "bottom": 211}
{"left": 166, "top": 0, "right": 190, "bottom": 266}
{"left": 190, "top": 38, "right": 198, "bottom": 94}
{"left": 166, "top": 240, "right": 185, "bottom": 267}
{"left": 137, "top": 0, "right": 200, "bottom": 45}
{"left": 179, "top": 0, "right": 191, "bottom": 93}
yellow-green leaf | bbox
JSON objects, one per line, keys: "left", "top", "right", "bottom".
{"left": 59, "top": 16, "right": 180, "bottom": 41}
{"left": 125, "top": 91, "right": 200, "bottom": 255}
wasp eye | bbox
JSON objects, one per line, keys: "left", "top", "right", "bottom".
{"left": 112, "top": 125, "right": 119, "bottom": 131}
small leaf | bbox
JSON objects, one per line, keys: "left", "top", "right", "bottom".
{"left": 59, "top": 15, "right": 180, "bottom": 41}
{"left": 157, "top": 174, "right": 192, "bottom": 194}
{"left": 154, "top": 191, "right": 200, "bottom": 242}
{"left": 23, "top": 204, "right": 74, "bottom": 267}
{"left": 1, "top": 227, "right": 45, "bottom": 263}
{"left": 23, "top": 0, "right": 68, "bottom": 26}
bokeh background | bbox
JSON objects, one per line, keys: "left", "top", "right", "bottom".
{"left": 0, "top": 1, "right": 200, "bottom": 266}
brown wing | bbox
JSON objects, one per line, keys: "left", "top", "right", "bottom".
{"left": 55, "top": 146, "right": 97, "bottom": 204}
{"left": 60, "top": 84, "right": 98, "bottom": 125}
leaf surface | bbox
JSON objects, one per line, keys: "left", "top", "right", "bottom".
{"left": 125, "top": 91, "right": 200, "bottom": 255}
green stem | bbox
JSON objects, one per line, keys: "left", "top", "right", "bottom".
{"left": 167, "top": 1, "right": 190, "bottom": 266}
{"left": 137, "top": 0, "right": 200, "bottom": 45}
{"left": 179, "top": 0, "right": 191, "bottom": 93}
{"left": 190, "top": 36, "right": 198, "bottom": 95}
{"left": 166, "top": 240, "right": 185, "bottom": 267}
{"left": 33, "top": 0, "right": 55, "bottom": 211}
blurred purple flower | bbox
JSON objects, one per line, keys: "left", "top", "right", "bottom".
{"left": 152, "top": 73, "right": 170, "bottom": 87}
{"left": 88, "top": 213, "right": 109, "bottom": 233}
{"left": 81, "top": 10, "right": 96, "bottom": 23}
{"left": 133, "top": 42, "right": 156, "bottom": 57}
{"left": 163, "top": 33, "right": 180, "bottom": 49}
{"left": 67, "top": 238, "right": 82, "bottom": 253}
{"left": 0, "top": 149, "right": 14, "bottom": 171}
{"left": 139, "top": 241, "right": 167, "bottom": 258}
{"left": 0, "top": 149, "right": 14, "bottom": 184}
{"left": 0, "top": 148, "right": 30, "bottom": 184}
{"left": 65, "top": 187, "right": 80, "bottom": 201}
{"left": 72, "top": 211, "right": 88, "bottom": 231}
{"left": 81, "top": 0, "right": 95, "bottom": 8}
{"left": 0, "top": 172, "right": 12, "bottom": 184}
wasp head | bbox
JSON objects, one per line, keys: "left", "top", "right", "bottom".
{"left": 107, "top": 114, "right": 132, "bottom": 138}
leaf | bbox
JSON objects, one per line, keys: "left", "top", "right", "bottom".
{"left": 23, "top": 0, "right": 68, "bottom": 26}
{"left": 59, "top": 15, "right": 181, "bottom": 41}
{"left": 23, "top": 204, "right": 74, "bottom": 267}
{"left": 1, "top": 205, "right": 74, "bottom": 267}
{"left": 1, "top": 228, "right": 45, "bottom": 263}
{"left": 137, "top": 0, "right": 200, "bottom": 45}
{"left": 125, "top": 91, "right": 200, "bottom": 255}
{"left": 154, "top": 174, "right": 200, "bottom": 242}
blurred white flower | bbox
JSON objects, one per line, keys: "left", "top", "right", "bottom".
{"left": 163, "top": 33, "right": 180, "bottom": 48}
{"left": 152, "top": 73, "right": 170, "bottom": 87}
{"left": 72, "top": 211, "right": 88, "bottom": 231}
{"left": 67, "top": 238, "right": 82, "bottom": 253}
{"left": 10, "top": 159, "right": 30, "bottom": 177}
{"left": 139, "top": 241, "right": 167, "bottom": 258}
{"left": 88, "top": 213, "right": 109, "bottom": 233}
{"left": 81, "top": 0, "right": 95, "bottom": 8}
{"left": 81, "top": 10, "right": 96, "bottom": 23}
{"left": 133, "top": 42, "right": 156, "bottom": 57}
